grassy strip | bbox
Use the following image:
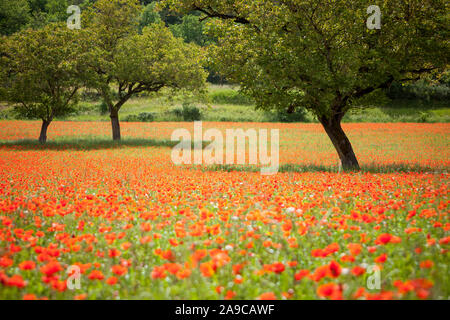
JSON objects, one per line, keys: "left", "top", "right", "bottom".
{"left": 2, "top": 85, "right": 449, "bottom": 123}
{"left": 197, "top": 163, "right": 449, "bottom": 174}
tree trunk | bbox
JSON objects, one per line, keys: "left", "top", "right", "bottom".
{"left": 39, "top": 120, "right": 51, "bottom": 144}
{"left": 110, "top": 110, "right": 121, "bottom": 141}
{"left": 319, "top": 115, "right": 360, "bottom": 171}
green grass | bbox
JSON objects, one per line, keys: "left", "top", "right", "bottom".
{"left": 343, "top": 100, "right": 450, "bottom": 123}
{"left": 61, "top": 98, "right": 449, "bottom": 123}
{"left": 0, "top": 137, "right": 176, "bottom": 150}
{"left": 1, "top": 85, "right": 449, "bottom": 123}
{"left": 0, "top": 137, "right": 217, "bottom": 151}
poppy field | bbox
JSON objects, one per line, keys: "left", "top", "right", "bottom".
{"left": 0, "top": 121, "right": 449, "bottom": 300}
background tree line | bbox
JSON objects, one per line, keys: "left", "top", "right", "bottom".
{"left": 0, "top": 0, "right": 212, "bottom": 48}
{"left": 0, "top": 0, "right": 224, "bottom": 83}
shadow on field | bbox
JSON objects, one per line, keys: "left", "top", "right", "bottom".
{"left": 0, "top": 138, "right": 179, "bottom": 150}
{"left": 200, "top": 164, "right": 448, "bottom": 174}
{"left": 1, "top": 139, "right": 447, "bottom": 173}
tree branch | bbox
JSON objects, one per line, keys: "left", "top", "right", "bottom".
{"left": 347, "top": 75, "right": 395, "bottom": 103}
{"left": 63, "top": 87, "right": 79, "bottom": 108}
{"left": 193, "top": 4, "right": 251, "bottom": 25}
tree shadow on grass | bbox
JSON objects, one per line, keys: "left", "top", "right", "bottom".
{"left": 1, "top": 139, "right": 447, "bottom": 174}
{"left": 199, "top": 163, "right": 448, "bottom": 174}
{"left": 0, "top": 138, "right": 211, "bottom": 151}
{"left": 0, "top": 138, "right": 179, "bottom": 151}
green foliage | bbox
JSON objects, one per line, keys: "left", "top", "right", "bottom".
{"left": 169, "top": 14, "right": 212, "bottom": 46}
{"left": 114, "top": 23, "right": 207, "bottom": 94}
{"left": 0, "top": 0, "right": 31, "bottom": 35}
{"left": 438, "top": 70, "right": 450, "bottom": 87}
{"left": 173, "top": 102, "right": 202, "bottom": 121}
{"left": 268, "top": 108, "right": 309, "bottom": 123}
{"left": 386, "top": 81, "right": 450, "bottom": 102}
{"left": 168, "top": 13, "right": 218, "bottom": 82}
{"left": 44, "top": 0, "right": 69, "bottom": 22}
{"left": 417, "top": 111, "right": 430, "bottom": 123}
{"left": 98, "top": 101, "right": 109, "bottom": 115}
{"left": 124, "top": 112, "right": 155, "bottom": 122}
{"left": 81, "top": 89, "right": 103, "bottom": 102}
{"left": 139, "top": 2, "right": 162, "bottom": 32}
{"left": 0, "top": 107, "right": 16, "bottom": 120}
{"left": 0, "top": 0, "right": 88, "bottom": 33}
{"left": 209, "top": 89, "right": 253, "bottom": 105}
{"left": 0, "top": 23, "right": 90, "bottom": 121}
{"left": 138, "top": 112, "right": 155, "bottom": 122}
{"left": 28, "top": 0, "right": 49, "bottom": 13}
{"left": 84, "top": 0, "right": 141, "bottom": 54}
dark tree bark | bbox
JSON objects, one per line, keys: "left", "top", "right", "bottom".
{"left": 110, "top": 109, "right": 121, "bottom": 141}
{"left": 319, "top": 115, "right": 360, "bottom": 171}
{"left": 39, "top": 120, "right": 51, "bottom": 144}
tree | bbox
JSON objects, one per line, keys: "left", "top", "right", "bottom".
{"left": 139, "top": 2, "right": 162, "bottom": 32}
{"left": 0, "top": 23, "right": 89, "bottom": 143}
{"left": 0, "top": 0, "right": 31, "bottom": 35}
{"left": 85, "top": 0, "right": 207, "bottom": 140}
{"left": 44, "top": 0, "right": 69, "bottom": 22}
{"left": 19, "top": 0, "right": 87, "bottom": 31}
{"left": 28, "top": 0, "right": 49, "bottom": 13}
{"left": 170, "top": 13, "right": 213, "bottom": 46}
{"left": 163, "top": 0, "right": 449, "bottom": 171}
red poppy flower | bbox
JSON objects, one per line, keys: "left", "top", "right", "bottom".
{"left": 19, "top": 260, "right": 36, "bottom": 271}
{"left": 258, "top": 292, "right": 277, "bottom": 300}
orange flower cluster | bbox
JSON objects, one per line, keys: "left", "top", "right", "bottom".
{"left": 0, "top": 121, "right": 448, "bottom": 300}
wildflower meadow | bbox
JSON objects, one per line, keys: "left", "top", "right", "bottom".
{"left": 0, "top": 121, "right": 448, "bottom": 300}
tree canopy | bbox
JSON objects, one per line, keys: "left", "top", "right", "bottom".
{"left": 0, "top": 0, "right": 31, "bottom": 36}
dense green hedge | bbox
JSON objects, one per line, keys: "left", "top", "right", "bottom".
{"left": 209, "top": 89, "right": 254, "bottom": 105}
{"left": 386, "top": 81, "right": 450, "bottom": 101}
